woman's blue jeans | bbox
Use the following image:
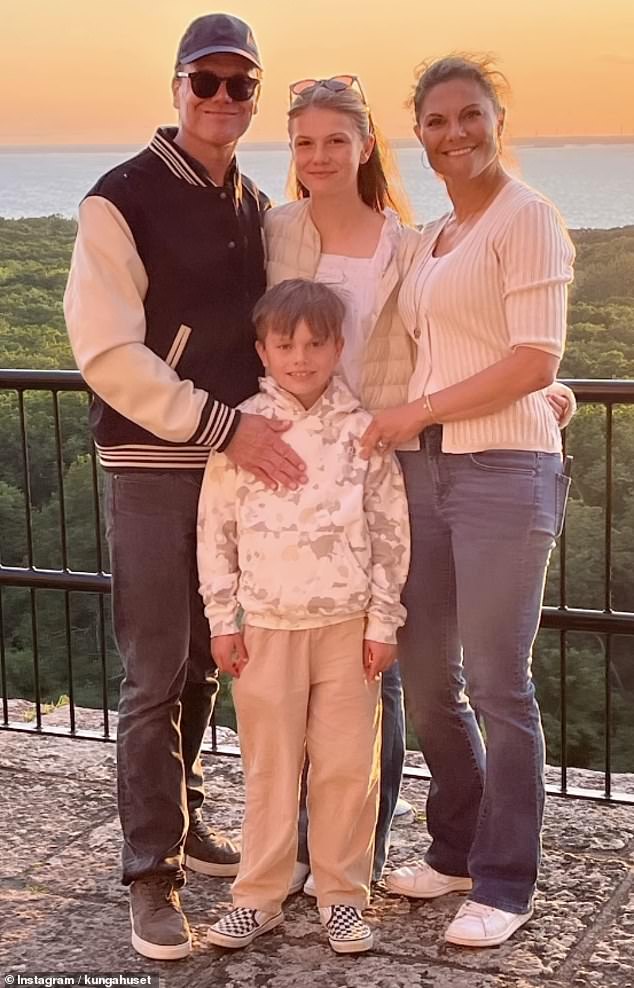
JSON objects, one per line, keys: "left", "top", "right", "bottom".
{"left": 397, "top": 427, "right": 569, "bottom": 913}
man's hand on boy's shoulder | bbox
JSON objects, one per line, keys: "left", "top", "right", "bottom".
{"left": 363, "top": 639, "right": 397, "bottom": 682}
{"left": 224, "top": 413, "right": 308, "bottom": 490}
{"left": 212, "top": 632, "right": 249, "bottom": 678}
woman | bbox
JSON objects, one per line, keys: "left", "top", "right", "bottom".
{"left": 360, "top": 56, "right": 575, "bottom": 947}
{"left": 265, "top": 77, "right": 421, "bottom": 894}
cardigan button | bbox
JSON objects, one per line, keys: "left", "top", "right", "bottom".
{"left": 228, "top": 241, "right": 237, "bottom": 249}
{"left": 219, "top": 191, "right": 228, "bottom": 200}
{"left": 413, "top": 328, "right": 422, "bottom": 339}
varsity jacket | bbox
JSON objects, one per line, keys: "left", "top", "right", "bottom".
{"left": 64, "top": 127, "right": 269, "bottom": 470}
{"left": 197, "top": 375, "right": 411, "bottom": 644}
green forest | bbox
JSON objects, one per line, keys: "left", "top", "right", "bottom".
{"left": 1, "top": 216, "right": 634, "bottom": 773}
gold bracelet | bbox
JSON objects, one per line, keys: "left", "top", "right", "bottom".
{"left": 423, "top": 393, "right": 436, "bottom": 422}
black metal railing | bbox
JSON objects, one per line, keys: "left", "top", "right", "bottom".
{"left": 1, "top": 370, "right": 633, "bottom": 804}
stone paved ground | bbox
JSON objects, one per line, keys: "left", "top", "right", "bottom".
{"left": 1, "top": 706, "right": 633, "bottom": 988}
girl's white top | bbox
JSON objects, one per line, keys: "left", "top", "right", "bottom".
{"left": 315, "top": 216, "right": 393, "bottom": 397}
{"left": 399, "top": 177, "right": 575, "bottom": 453}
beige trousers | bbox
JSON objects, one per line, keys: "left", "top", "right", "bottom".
{"left": 231, "top": 617, "right": 381, "bottom": 912}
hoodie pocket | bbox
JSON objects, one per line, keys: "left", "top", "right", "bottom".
{"left": 165, "top": 324, "right": 193, "bottom": 370}
{"left": 238, "top": 528, "right": 370, "bottom": 619}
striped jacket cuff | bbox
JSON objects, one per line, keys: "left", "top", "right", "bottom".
{"left": 192, "top": 397, "right": 240, "bottom": 451}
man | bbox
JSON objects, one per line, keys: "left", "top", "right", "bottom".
{"left": 64, "top": 13, "right": 304, "bottom": 962}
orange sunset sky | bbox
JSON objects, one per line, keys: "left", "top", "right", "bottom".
{"left": 5, "top": 0, "right": 634, "bottom": 145}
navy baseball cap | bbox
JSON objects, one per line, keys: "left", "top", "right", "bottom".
{"left": 176, "top": 13, "right": 262, "bottom": 70}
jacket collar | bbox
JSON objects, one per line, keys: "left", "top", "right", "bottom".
{"left": 149, "top": 127, "right": 243, "bottom": 202}
{"left": 291, "top": 200, "right": 404, "bottom": 277}
{"left": 266, "top": 200, "right": 411, "bottom": 319}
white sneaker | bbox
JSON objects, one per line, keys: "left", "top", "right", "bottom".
{"left": 386, "top": 861, "right": 473, "bottom": 899}
{"left": 319, "top": 905, "right": 373, "bottom": 954}
{"left": 391, "top": 797, "right": 416, "bottom": 827}
{"left": 303, "top": 872, "right": 316, "bottom": 897}
{"left": 445, "top": 900, "right": 533, "bottom": 947}
{"left": 288, "top": 861, "right": 310, "bottom": 895}
{"left": 208, "top": 907, "right": 284, "bottom": 949}
{"left": 393, "top": 796, "right": 414, "bottom": 817}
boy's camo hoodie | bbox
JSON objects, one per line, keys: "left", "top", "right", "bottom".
{"left": 197, "top": 374, "right": 411, "bottom": 644}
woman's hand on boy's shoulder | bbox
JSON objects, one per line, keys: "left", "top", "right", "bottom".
{"left": 363, "top": 639, "right": 397, "bottom": 682}
{"left": 360, "top": 402, "right": 427, "bottom": 458}
{"left": 212, "top": 632, "right": 249, "bottom": 678}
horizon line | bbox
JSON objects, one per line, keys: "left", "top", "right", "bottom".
{"left": 2, "top": 134, "right": 634, "bottom": 152}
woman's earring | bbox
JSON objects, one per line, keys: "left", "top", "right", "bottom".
{"left": 420, "top": 148, "right": 431, "bottom": 170}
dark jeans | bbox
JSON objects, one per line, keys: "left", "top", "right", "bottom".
{"left": 397, "top": 429, "right": 569, "bottom": 912}
{"left": 298, "top": 661, "right": 406, "bottom": 881}
{"left": 104, "top": 471, "right": 219, "bottom": 887}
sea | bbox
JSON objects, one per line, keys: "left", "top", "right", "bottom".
{"left": 1, "top": 142, "right": 634, "bottom": 230}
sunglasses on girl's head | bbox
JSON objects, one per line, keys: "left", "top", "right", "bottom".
{"left": 176, "top": 71, "right": 260, "bottom": 102}
{"left": 289, "top": 75, "right": 367, "bottom": 104}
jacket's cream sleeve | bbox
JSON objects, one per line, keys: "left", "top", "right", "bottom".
{"left": 197, "top": 453, "right": 241, "bottom": 636}
{"left": 363, "top": 452, "right": 411, "bottom": 644}
{"left": 64, "top": 196, "right": 237, "bottom": 449}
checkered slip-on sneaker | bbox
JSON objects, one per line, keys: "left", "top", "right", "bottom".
{"left": 208, "top": 907, "right": 284, "bottom": 949}
{"left": 319, "top": 905, "right": 374, "bottom": 954}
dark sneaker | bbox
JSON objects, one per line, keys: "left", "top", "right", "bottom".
{"left": 208, "top": 907, "right": 284, "bottom": 949}
{"left": 129, "top": 876, "right": 192, "bottom": 961}
{"left": 184, "top": 814, "right": 240, "bottom": 877}
{"left": 319, "top": 905, "right": 374, "bottom": 954}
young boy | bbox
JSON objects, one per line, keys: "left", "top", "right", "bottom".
{"left": 197, "top": 279, "right": 410, "bottom": 954}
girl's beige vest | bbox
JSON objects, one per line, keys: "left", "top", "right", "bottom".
{"left": 264, "top": 200, "right": 422, "bottom": 412}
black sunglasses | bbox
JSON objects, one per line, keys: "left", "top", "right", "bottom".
{"left": 176, "top": 71, "right": 260, "bottom": 102}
